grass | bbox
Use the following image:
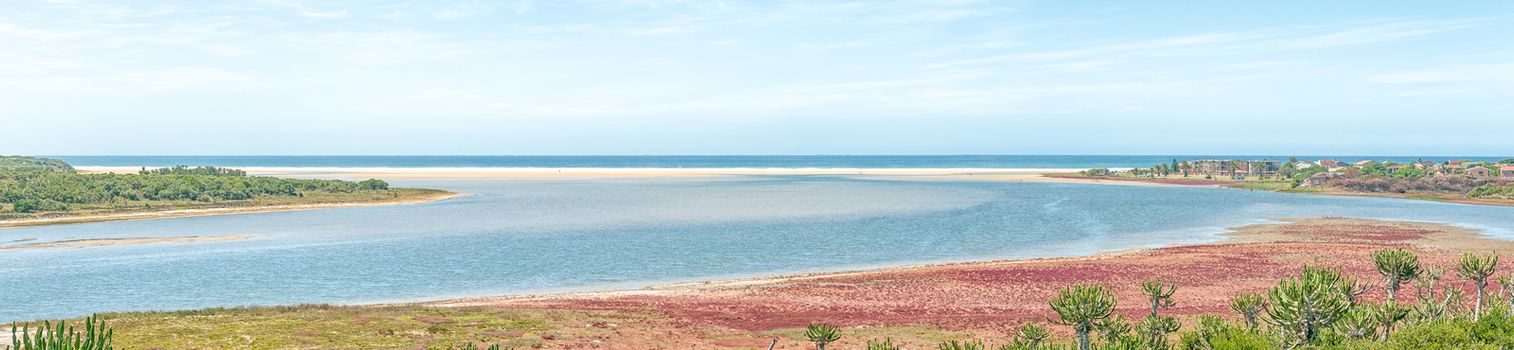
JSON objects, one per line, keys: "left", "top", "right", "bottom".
{"left": 11, "top": 305, "right": 1008, "bottom": 350}
{"left": 75, "top": 305, "right": 560, "bottom": 350}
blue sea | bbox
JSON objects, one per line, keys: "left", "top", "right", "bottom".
{"left": 4, "top": 156, "right": 1514, "bottom": 322}
{"left": 48, "top": 155, "right": 1511, "bottom": 169}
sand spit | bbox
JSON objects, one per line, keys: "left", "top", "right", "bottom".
{"left": 0, "top": 233, "right": 263, "bottom": 251}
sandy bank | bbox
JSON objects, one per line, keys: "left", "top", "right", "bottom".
{"left": 0, "top": 234, "right": 263, "bottom": 250}
{"left": 0, "top": 191, "right": 465, "bottom": 229}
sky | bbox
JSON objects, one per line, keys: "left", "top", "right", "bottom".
{"left": 2, "top": 0, "right": 1512, "bottom": 156}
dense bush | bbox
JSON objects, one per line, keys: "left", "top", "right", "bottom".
{"left": 0, "top": 158, "right": 397, "bottom": 213}
{"left": 0, "top": 156, "right": 75, "bottom": 173}
{"left": 138, "top": 165, "right": 246, "bottom": 177}
{"left": 1334, "top": 176, "right": 1491, "bottom": 194}
{"left": 1469, "top": 184, "right": 1514, "bottom": 199}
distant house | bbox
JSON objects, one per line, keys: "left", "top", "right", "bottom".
{"left": 1306, "top": 173, "right": 1331, "bottom": 186}
{"left": 1448, "top": 160, "right": 1465, "bottom": 166}
{"left": 1467, "top": 167, "right": 1492, "bottom": 178}
{"left": 1318, "top": 159, "right": 1341, "bottom": 168}
{"left": 1503, "top": 165, "right": 1514, "bottom": 179}
{"left": 1353, "top": 160, "right": 1377, "bottom": 167}
{"left": 1294, "top": 161, "right": 1316, "bottom": 170}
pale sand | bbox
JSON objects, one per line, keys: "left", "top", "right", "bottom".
{"left": 0, "top": 234, "right": 263, "bottom": 251}
{"left": 75, "top": 166, "right": 1186, "bottom": 188}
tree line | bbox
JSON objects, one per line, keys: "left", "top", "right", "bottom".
{"left": 0, "top": 157, "right": 390, "bottom": 213}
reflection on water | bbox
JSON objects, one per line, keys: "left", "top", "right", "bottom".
{"left": 4, "top": 175, "right": 1514, "bottom": 321}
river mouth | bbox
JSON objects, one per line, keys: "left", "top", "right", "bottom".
{"left": 5, "top": 175, "right": 1514, "bottom": 322}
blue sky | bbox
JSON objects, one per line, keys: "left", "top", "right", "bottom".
{"left": 3, "top": 1, "right": 1512, "bottom": 155}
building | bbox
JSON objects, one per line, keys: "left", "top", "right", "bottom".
{"left": 1305, "top": 173, "right": 1331, "bottom": 186}
{"left": 1503, "top": 165, "right": 1514, "bottom": 179}
{"left": 1448, "top": 160, "right": 1465, "bottom": 166}
{"left": 1468, "top": 167, "right": 1492, "bottom": 178}
{"left": 1353, "top": 160, "right": 1377, "bottom": 167}
{"left": 1185, "top": 159, "right": 1280, "bottom": 177}
{"left": 1318, "top": 159, "right": 1341, "bottom": 168}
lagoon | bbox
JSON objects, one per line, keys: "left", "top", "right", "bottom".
{"left": 5, "top": 175, "right": 1514, "bottom": 322}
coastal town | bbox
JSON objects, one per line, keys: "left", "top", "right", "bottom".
{"left": 1078, "top": 158, "right": 1514, "bottom": 201}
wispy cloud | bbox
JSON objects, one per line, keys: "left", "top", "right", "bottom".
{"left": 928, "top": 18, "right": 1483, "bottom": 69}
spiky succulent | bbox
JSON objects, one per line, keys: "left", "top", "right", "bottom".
{"left": 1369, "top": 302, "right": 1409, "bottom": 341}
{"left": 1334, "top": 306, "right": 1378, "bottom": 340}
{"left": 1264, "top": 265, "right": 1354, "bottom": 345}
{"left": 866, "top": 338, "right": 901, "bottom": 350}
{"left": 1228, "top": 293, "right": 1267, "bottom": 330}
{"left": 1141, "top": 280, "right": 1177, "bottom": 317}
{"left": 1049, "top": 284, "right": 1117, "bottom": 350}
{"left": 938, "top": 339, "right": 986, "bottom": 350}
{"left": 11, "top": 315, "right": 115, "bottom": 350}
{"left": 1137, "top": 315, "right": 1181, "bottom": 349}
{"left": 804, "top": 323, "right": 842, "bottom": 350}
{"left": 1013, "top": 323, "right": 1051, "bottom": 349}
{"left": 1373, "top": 249, "right": 1421, "bottom": 303}
{"left": 1457, "top": 252, "right": 1499, "bottom": 318}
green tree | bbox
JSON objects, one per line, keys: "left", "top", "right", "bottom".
{"left": 1050, "top": 284, "right": 1117, "bottom": 350}
{"left": 1138, "top": 315, "right": 1180, "bottom": 349}
{"left": 1013, "top": 324, "right": 1051, "bottom": 349}
{"left": 1228, "top": 294, "right": 1266, "bottom": 331}
{"left": 1457, "top": 252, "right": 1499, "bottom": 318}
{"left": 1141, "top": 280, "right": 1177, "bottom": 317}
{"left": 1264, "top": 265, "right": 1354, "bottom": 345}
{"left": 804, "top": 323, "right": 841, "bottom": 350}
{"left": 1369, "top": 301, "right": 1409, "bottom": 341}
{"left": 1373, "top": 248, "right": 1421, "bottom": 303}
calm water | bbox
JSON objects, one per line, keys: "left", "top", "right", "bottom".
{"left": 6, "top": 176, "right": 1514, "bottom": 322}
{"left": 48, "top": 155, "right": 1510, "bottom": 169}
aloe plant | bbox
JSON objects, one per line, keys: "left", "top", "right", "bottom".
{"left": 1141, "top": 281, "right": 1177, "bottom": 317}
{"left": 804, "top": 323, "right": 842, "bottom": 350}
{"left": 1049, "top": 284, "right": 1116, "bottom": 350}
{"left": 1369, "top": 302, "right": 1409, "bottom": 341}
{"left": 11, "top": 315, "right": 114, "bottom": 350}
{"left": 1457, "top": 252, "right": 1499, "bottom": 318}
{"left": 1228, "top": 293, "right": 1266, "bottom": 331}
{"left": 1264, "top": 265, "right": 1354, "bottom": 345}
{"left": 1334, "top": 306, "right": 1377, "bottom": 340}
{"left": 1373, "top": 249, "right": 1421, "bottom": 303}
{"left": 866, "top": 338, "right": 900, "bottom": 350}
{"left": 1137, "top": 315, "right": 1180, "bottom": 349}
{"left": 938, "top": 339, "right": 985, "bottom": 350}
{"left": 1013, "top": 323, "right": 1051, "bottom": 349}
{"left": 449, "top": 343, "right": 511, "bottom": 350}
{"left": 1093, "top": 315, "right": 1130, "bottom": 343}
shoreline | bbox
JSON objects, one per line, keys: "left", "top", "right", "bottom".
{"left": 0, "top": 191, "right": 465, "bottom": 229}
{"left": 419, "top": 217, "right": 1504, "bottom": 330}
{"left": 48, "top": 217, "right": 1510, "bottom": 349}
{"left": 76, "top": 166, "right": 1191, "bottom": 188}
